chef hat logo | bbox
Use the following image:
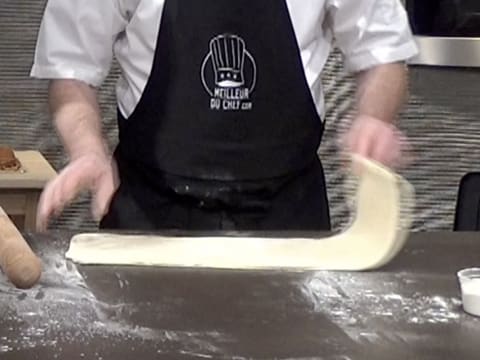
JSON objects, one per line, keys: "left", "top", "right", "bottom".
{"left": 201, "top": 33, "right": 256, "bottom": 96}
{"left": 210, "top": 34, "right": 246, "bottom": 87}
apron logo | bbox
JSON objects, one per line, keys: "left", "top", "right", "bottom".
{"left": 201, "top": 34, "right": 257, "bottom": 111}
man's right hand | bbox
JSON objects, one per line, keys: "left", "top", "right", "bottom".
{"left": 36, "top": 153, "right": 119, "bottom": 232}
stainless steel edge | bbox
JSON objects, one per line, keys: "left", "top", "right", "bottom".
{"left": 409, "top": 36, "right": 480, "bottom": 67}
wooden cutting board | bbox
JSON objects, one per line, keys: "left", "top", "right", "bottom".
{"left": 0, "top": 151, "right": 56, "bottom": 189}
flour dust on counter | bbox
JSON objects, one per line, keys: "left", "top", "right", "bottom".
{"left": 0, "top": 251, "right": 228, "bottom": 357}
{"left": 300, "top": 271, "right": 463, "bottom": 341}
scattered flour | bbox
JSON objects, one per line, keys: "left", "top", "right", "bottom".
{"left": 0, "top": 252, "right": 225, "bottom": 356}
{"left": 0, "top": 250, "right": 469, "bottom": 356}
{"left": 300, "top": 271, "right": 462, "bottom": 329}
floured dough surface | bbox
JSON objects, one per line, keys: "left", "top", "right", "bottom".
{"left": 66, "top": 155, "right": 415, "bottom": 271}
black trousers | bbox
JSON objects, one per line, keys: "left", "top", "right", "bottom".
{"left": 100, "top": 157, "right": 331, "bottom": 232}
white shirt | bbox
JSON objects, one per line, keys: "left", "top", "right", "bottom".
{"left": 31, "top": 0, "right": 418, "bottom": 119}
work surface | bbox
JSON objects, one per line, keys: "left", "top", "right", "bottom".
{"left": 1, "top": 231, "right": 480, "bottom": 359}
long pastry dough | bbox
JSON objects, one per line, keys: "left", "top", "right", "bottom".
{"left": 66, "top": 155, "right": 414, "bottom": 271}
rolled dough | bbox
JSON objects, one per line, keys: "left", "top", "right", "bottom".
{"left": 66, "top": 155, "right": 415, "bottom": 271}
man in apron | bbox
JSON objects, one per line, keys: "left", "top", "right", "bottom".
{"left": 31, "top": 0, "right": 418, "bottom": 232}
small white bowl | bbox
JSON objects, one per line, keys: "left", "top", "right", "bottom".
{"left": 458, "top": 268, "right": 480, "bottom": 317}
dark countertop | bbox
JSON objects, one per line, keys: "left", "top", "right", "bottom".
{"left": 1, "top": 231, "right": 480, "bottom": 359}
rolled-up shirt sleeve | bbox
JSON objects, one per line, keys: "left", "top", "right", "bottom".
{"left": 328, "top": 0, "right": 418, "bottom": 72}
{"left": 30, "top": 0, "right": 127, "bottom": 87}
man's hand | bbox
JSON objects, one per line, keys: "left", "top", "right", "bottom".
{"left": 39, "top": 79, "right": 114, "bottom": 231}
{"left": 341, "top": 115, "right": 410, "bottom": 168}
{"left": 342, "top": 62, "right": 412, "bottom": 169}
{"left": 36, "top": 153, "right": 119, "bottom": 232}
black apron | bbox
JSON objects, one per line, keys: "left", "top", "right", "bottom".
{"left": 101, "top": 0, "right": 331, "bottom": 231}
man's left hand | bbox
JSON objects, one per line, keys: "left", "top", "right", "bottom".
{"left": 340, "top": 115, "right": 410, "bottom": 169}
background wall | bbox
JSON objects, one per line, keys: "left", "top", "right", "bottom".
{"left": 1, "top": 0, "right": 479, "bottom": 232}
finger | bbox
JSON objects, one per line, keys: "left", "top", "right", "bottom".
{"left": 51, "top": 176, "right": 69, "bottom": 218}
{"left": 36, "top": 180, "right": 57, "bottom": 232}
{"left": 355, "top": 126, "right": 378, "bottom": 159}
{"left": 351, "top": 126, "right": 375, "bottom": 176}
{"left": 339, "top": 124, "right": 358, "bottom": 154}
{"left": 36, "top": 199, "right": 49, "bottom": 232}
{"left": 377, "top": 128, "right": 412, "bottom": 169}
{"left": 53, "top": 168, "right": 87, "bottom": 217}
{"left": 349, "top": 129, "right": 378, "bottom": 176}
{"left": 110, "top": 158, "right": 120, "bottom": 187}
{"left": 371, "top": 129, "right": 399, "bottom": 166}
{"left": 92, "top": 176, "right": 116, "bottom": 221}
{"left": 91, "top": 160, "right": 120, "bottom": 221}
